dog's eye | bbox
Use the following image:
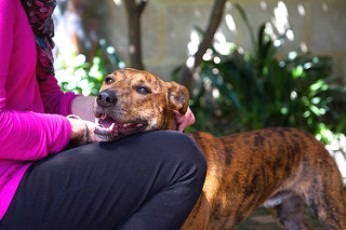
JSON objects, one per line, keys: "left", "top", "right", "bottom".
{"left": 105, "top": 77, "right": 113, "bottom": 84}
{"left": 136, "top": 86, "right": 151, "bottom": 95}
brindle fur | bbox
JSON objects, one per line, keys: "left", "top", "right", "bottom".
{"left": 95, "top": 68, "right": 346, "bottom": 230}
{"left": 184, "top": 130, "right": 346, "bottom": 230}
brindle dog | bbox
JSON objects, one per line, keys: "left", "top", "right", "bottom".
{"left": 94, "top": 68, "right": 346, "bottom": 230}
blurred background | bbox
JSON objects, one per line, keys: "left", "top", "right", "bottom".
{"left": 52, "top": 0, "right": 345, "bottom": 182}
{"left": 52, "top": 0, "right": 345, "bottom": 228}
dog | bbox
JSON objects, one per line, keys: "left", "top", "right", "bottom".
{"left": 94, "top": 68, "right": 346, "bottom": 229}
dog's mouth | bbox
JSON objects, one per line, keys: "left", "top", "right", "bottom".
{"left": 95, "top": 113, "right": 148, "bottom": 139}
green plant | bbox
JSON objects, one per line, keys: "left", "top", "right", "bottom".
{"left": 56, "top": 39, "right": 125, "bottom": 96}
{"left": 177, "top": 3, "right": 346, "bottom": 144}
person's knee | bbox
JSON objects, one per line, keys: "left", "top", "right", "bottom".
{"left": 144, "top": 131, "right": 207, "bottom": 184}
{"left": 106, "top": 130, "right": 207, "bottom": 188}
{"left": 171, "top": 132, "right": 207, "bottom": 179}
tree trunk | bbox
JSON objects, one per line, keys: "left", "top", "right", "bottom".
{"left": 181, "top": 0, "right": 227, "bottom": 91}
{"left": 124, "top": 0, "right": 148, "bottom": 69}
{"left": 61, "top": 0, "right": 100, "bottom": 61}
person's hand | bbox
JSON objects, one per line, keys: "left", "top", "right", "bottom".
{"left": 68, "top": 116, "right": 99, "bottom": 144}
{"left": 174, "top": 107, "right": 196, "bottom": 132}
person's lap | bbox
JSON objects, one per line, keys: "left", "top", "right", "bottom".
{"left": 0, "top": 131, "right": 206, "bottom": 230}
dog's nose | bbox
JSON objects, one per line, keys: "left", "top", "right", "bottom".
{"left": 96, "top": 90, "right": 117, "bottom": 107}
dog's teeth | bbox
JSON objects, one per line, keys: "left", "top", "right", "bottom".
{"left": 136, "top": 123, "right": 143, "bottom": 127}
{"left": 109, "top": 123, "right": 116, "bottom": 130}
{"left": 123, "top": 123, "right": 131, "bottom": 128}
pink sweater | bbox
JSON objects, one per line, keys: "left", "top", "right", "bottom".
{"left": 0, "top": 0, "right": 77, "bottom": 220}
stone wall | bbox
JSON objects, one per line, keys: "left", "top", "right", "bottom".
{"left": 75, "top": 0, "right": 346, "bottom": 83}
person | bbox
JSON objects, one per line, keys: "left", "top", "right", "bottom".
{"left": 0, "top": 0, "right": 207, "bottom": 229}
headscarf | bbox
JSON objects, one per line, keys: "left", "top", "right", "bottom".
{"left": 20, "top": 0, "right": 56, "bottom": 82}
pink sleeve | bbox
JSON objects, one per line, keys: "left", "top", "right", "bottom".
{"left": 0, "top": 109, "right": 71, "bottom": 161}
{"left": 0, "top": 1, "right": 71, "bottom": 160}
{"left": 0, "top": 0, "right": 13, "bottom": 107}
{"left": 39, "top": 75, "right": 78, "bottom": 116}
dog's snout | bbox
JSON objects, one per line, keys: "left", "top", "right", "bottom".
{"left": 96, "top": 90, "right": 117, "bottom": 107}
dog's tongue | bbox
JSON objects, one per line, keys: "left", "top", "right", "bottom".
{"left": 98, "top": 114, "right": 114, "bottom": 128}
{"left": 97, "top": 114, "right": 144, "bottom": 136}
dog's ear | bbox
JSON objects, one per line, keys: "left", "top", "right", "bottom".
{"left": 167, "top": 81, "right": 190, "bottom": 115}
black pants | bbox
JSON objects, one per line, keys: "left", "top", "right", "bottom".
{"left": 0, "top": 131, "right": 206, "bottom": 230}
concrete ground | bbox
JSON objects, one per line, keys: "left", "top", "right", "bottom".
{"left": 234, "top": 206, "right": 322, "bottom": 230}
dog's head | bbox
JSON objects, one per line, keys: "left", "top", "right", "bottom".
{"left": 94, "top": 68, "right": 189, "bottom": 139}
